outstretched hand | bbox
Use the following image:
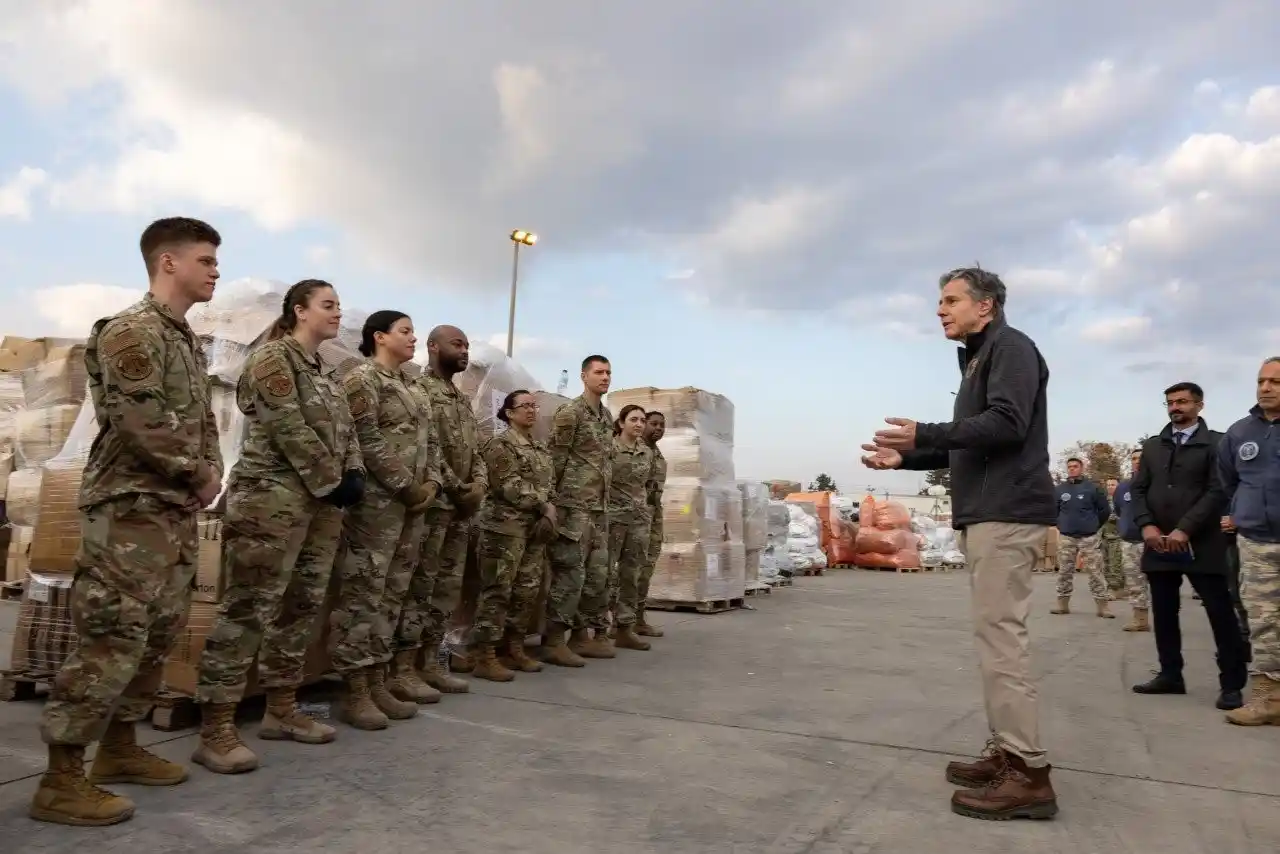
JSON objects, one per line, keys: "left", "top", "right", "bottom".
{"left": 872, "top": 417, "right": 918, "bottom": 451}
{"left": 861, "top": 444, "right": 903, "bottom": 470}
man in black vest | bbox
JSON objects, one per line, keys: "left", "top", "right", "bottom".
{"left": 1129, "top": 381, "right": 1247, "bottom": 710}
{"left": 863, "top": 266, "right": 1057, "bottom": 821}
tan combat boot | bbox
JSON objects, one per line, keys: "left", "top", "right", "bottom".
{"left": 89, "top": 719, "right": 188, "bottom": 786}
{"left": 419, "top": 658, "right": 471, "bottom": 693}
{"left": 569, "top": 628, "right": 614, "bottom": 659}
{"left": 1225, "top": 676, "right": 1280, "bottom": 726}
{"left": 636, "top": 607, "right": 664, "bottom": 638}
{"left": 1049, "top": 597, "right": 1070, "bottom": 615}
{"left": 1095, "top": 599, "right": 1116, "bottom": 619}
{"left": 614, "top": 624, "right": 652, "bottom": 651}
{"left": 1123, "top": 607, "right": 1150, "bottom": 632}
{"left": 593, "top": 628, "right": 618, "bottom": 658}
{"left": 541, "top": 623, "right": 587, "bottom": 667}
{"left": 472, "top": 644, "right": 516, "bottom": 682}
{"left": 368, "top": 666, "right": 418, "bottom": 720}
{"left": 388, "top": 650, "right": 442, "bottom": 704}
{"left": 29, "top": 744, "right": 136, "bottom": 826}
{"left": 502, "top": 628, "right": 543, "bottom": 672}
{"left": 259, "top": 687, "right": 337, "bottom": 743}
{"left": 338, "top": 670, "right": 389, "bottom": 731}
{"left": 192, "top": 703, "right": 259, "bottom": 774}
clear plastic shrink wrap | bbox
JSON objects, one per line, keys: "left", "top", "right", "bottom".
{"left": 760, "top": 499, "right": 792, "bottom": 578}
{"left": 737, "top": 480, "right": 769, "bottom": 585}
{"left": 607, "top": 387, "right": 745, "bottom": 603}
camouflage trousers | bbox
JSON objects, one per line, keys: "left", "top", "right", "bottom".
{"left": 546, "top": 508, "right": 610, "bottom": 631}
{"left": 607, "top": 516, "right": 652, "bottom": 627}
{"left": 396, "top": 508, "right": 470, "bottom": 654}
{"left": 329, "top": 489, "right": 423, "bottom": 675}
{"left": 639, "top": 517, "right": 663, "bottom": 608}
{"left": 1055, "top": 532, "right": 1107, "bottom": 601}
{"left": 469, "top": 526, "right": 545, "bottom": 645}
{"left": 1236, "top": 536, "right": 1280, "bottom": 680}
{"left": 1118, "top": 541, "right": 1149, "bottom": 610}
{"left": 196, "top": 481, "right": 344, "bottom": 705}
{"left": 41, "top": 495, "right": 197, "bottom": 746}
{"left": 1102, "top": 536, "right": 1124, "bottom": 590}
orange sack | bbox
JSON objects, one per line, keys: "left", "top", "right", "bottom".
{"left": 852, "top": 495, "right": 920, "bottom": 568}
{"left": 829, "top": 515, "right": 859, "bottom": 565}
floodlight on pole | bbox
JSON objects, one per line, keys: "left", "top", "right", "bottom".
{"left": 506, "top": 229, "right": 538, "bottom": 358}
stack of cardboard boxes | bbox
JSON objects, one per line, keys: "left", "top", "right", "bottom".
{"left": 607, "top": 386, "right": 745, "bottom": 606}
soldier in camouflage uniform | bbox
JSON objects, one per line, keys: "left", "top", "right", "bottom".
{"left": 636, "top": 410, "right": 667, "bottom": 637}
{"left": 193, "top": 280, "right": 366, "bottom": 774}
{"left": 469, "top": 390, "right": 556, "bottom": 681}
{"left": 1218, "top": 357, "right": 1280, "bottom": 725}
{"left": 1050, "top": 457, "right": 1113, "bottom": 618}
{"left": 329, "top": 311, "right": 445, "bottom": 730}
{"left": 397, "top": 325, "right": 486, "bottom": 692}
{"left": 31, "top": 218, "right": 225, "bottom": 827}
{"left": 543, "top": 355, "right": 615, "bottom": 664}
{"left": 606, "top": 405, "right": 658, "bottom": 651}
{"left": 1101, "top": 478, "right": 1125, "bottom": 595}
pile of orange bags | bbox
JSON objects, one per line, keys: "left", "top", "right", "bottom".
{"left": 852, "top": 495, "right": 921, "bottom": 569}
{"left": 828, "top": 514, "right": 859, "bottom": 565}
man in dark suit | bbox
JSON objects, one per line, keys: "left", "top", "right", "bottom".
{"left": 1129, "top": 382, "right": 1248, "bottom": 710}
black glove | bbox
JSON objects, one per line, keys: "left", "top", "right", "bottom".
{"left": 325, "top": 469, "right": 366, "bottom": 508}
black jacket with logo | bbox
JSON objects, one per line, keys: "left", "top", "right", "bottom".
{"left": 899, "top": 317, "right": 1056, "bottom": 529}
{"left": 1131, "top": 420, "right": 1227, "bottom": 575}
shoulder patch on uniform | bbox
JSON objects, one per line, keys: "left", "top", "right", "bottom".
{"left": 264, "top": 372, "right": 294, "bottom": 399}
{"left": 116, "top": 349, "right": 154, "bottom": 382}
{"left": 101, "top": 326, "right": 144, "bottom": 358}
{"left": 349, "top": 392, "right": 368, "bottom": 417}
{"left": 492, "top": 447, "right": 515, "bottom": 479}
{"left": 252, "top": 353, "right": 289, "bottom": 381}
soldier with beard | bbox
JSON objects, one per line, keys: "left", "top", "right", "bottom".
{"left": 396, "top": 325, "right": 487, "bottom": 693}
{"left": 636, "top": 410, "right": 667, "bottom": 638}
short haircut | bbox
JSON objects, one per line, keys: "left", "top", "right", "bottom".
{"left": 939, "top": 266, "right": 1007, "bottom": 313}
{"left": 1164, "top": 381, "right": 1204, "bottom": 401}
{"left": 140, "top": 217, "right": 221, "bottom": 278}
{"left": 581, "top": 354, "right": 609, "bottom": 372}
{"left": 1066, "top": 457, "right": 1083, "bottom": 466}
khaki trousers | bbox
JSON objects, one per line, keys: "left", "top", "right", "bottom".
{"left": 958, "top": 521, "right": 1048, "bottom": 768}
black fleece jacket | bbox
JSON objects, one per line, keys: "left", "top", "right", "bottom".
{"left": 899, "top": 317, "right": 1056, "bottom": 530}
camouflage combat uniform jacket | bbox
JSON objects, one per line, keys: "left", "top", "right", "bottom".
{"left": 80, "top": 293, "right": 222, "bottom": 510}
{"left": 414, "top": 367, "right": 487, "bottom": 511}
{"left": 232, "top": 336, "right": 362, "bottom": 497}
{"left": 608, "top": 437, "right": 656, "bottom": 526}
{"left": 550, "top": 395, "right": 613, "bottom": 514}
{"left": 342, "top": 360, "right": 443, "bottom": 498}
{"left": 477, "top": 429, "right": 554, "bottom": 536}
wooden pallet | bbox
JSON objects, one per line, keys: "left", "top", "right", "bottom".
{"left": 0, "top": 670, "right": 53, "bottom": 702}
{"left": 830, "top": 563, "right": 856, "bottom": 570}
{"left": 744, "top": 583, "right": 771, "bottom": 597}
{"left": 646, "top": 597, "right": 743, "bottom": 614}
{"left": 0, "top": 582, "right": 24, "bottom": 602}
{"left": 767, "top": 576, "right": 795, "bottom": 588}
{"left": 798, "top": 568, "right": 825, "bottom": 577}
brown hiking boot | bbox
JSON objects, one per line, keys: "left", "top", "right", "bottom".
{"left": 950, "top": 753, "right": 1058, "bottom": 821}
{"left": 472, "top": 644, "right": 516, "bottom": 682}
{"left": 339, "top": 670, "right": 390, "bottom": 730}
{"left": 369, "top": 666, "right": 419, "bottom": 720}
{"left": 502, "top": 628, "right": 543, "bottom": 672}
{"left": 1225, "top": 675, "right": 1280, "bottom": 726}
{"left": 594, "top": 628, "right": 618, "bottom": 656}
{"left": 569, "top": 628, "right": 615, "bottom": 659}
{"left": 1095, "top": 599, "right": 1115, "bottom": 619}
{"left": 614, "top": 624, "right": 652, "bottom": 651}
{"left": 259, "top": 688, "right": 337, "bottom": 744}
{"left": 636, "top": 608, "right": 664, "bottom": 637}
{"left": 388, "top": 650, "right": 442, "bottom": 704}
{"left": 89, "top": 720, "right": 188, "bottom": 786}
{"left": 449, "top": 651, "right": 475, "bottom": 674}
{"left": 30, "top": 744, "right": 136, "bottom": 826}
{"left": 1123, "top": 607, "right": 1150, "bottom": 632}
{"left": 945, "top": 738, "right": 1007, "bottom": 787}
{"left": 192, "top": 703, "right": 259, "bottom": 774}
{"left": 541, "top": 624, "right": 587, "bottom": 667}
{"left": 1049, "top": 596, "right": 1070, "bottom": 615}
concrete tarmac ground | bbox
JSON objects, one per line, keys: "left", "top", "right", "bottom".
{"left": 0, "top": 571, "right": 1276, "bottom": 852}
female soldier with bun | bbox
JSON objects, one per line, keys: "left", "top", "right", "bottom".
{"left": 193, "top": 279, "right": 365, "bottom": 775}
{"left": 607, "top": 404, "right": 657, "bottom": 651}
{"left": 469, "top": 390, "right": 557, "bottom": 681}
{"left": 329, "top": 310, "right": 446, "bottom": 729}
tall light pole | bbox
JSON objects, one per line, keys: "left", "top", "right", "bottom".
{"left": 507, "top": 229, "right": 537, "bottom": 358}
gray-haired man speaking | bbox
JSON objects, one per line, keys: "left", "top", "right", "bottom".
{"left": 862, "top": 267, "right": 1058, "bottom": 820}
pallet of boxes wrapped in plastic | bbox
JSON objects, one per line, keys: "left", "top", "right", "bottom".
{"left": 738, "top": 480, "right": 770, "bottom": 594}
{"left": 608, "top": 386, "right": 745, "bottom": 614}
{"left": 448, "top": 343, "right": 566, "bottom": 647}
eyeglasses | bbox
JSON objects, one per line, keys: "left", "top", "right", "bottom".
{"left": 511, "top": 402, "right": 539, "bottom": 411}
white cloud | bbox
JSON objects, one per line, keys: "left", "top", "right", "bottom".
{"left": 1080, "top": 315, "right": 1152, "bottom": 342}
{"left": 484, "top": 332, "right": 573, "bottom": 362}
{"left": 0, "top": 166, "right": 47, "bottom": 219}
{"left": 0, "top": 282, "right": 141, "bottom": 338}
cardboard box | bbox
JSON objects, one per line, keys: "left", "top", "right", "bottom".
{"left": 194, "top": 516, "right": 223, "bottom": 604}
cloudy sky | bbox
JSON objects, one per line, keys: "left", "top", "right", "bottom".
{"left": 0, "top": 1, "right": 1276, "bottom": 494}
